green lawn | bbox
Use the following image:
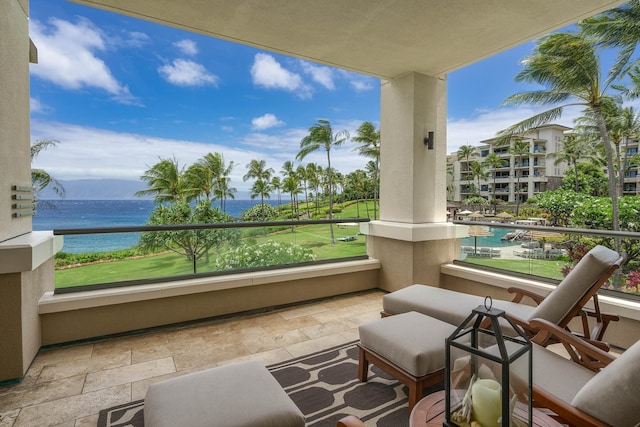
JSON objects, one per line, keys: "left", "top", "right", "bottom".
{"left": 54, "top": 200, "right": 375, "bottom": 289}
{"left": 462, "top": 257, "right": 566, "bottom": 280}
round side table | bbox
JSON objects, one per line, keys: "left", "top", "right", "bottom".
{"left": 410, "top": 390, "right": 562, "bottom": 427}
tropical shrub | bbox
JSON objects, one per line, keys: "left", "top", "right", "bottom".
{"left": 241, "top": 203, "right": 279, "bottom": 222}
{"left": 139, "top": 200, "right": 240, "bottom": 262}
{"left": 213, "top": 241, "right": 315, "bottom": 270}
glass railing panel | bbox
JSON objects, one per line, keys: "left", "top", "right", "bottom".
{"left": 455, "top": 220, "right": 640, "bottom": 300}
{"left": 53, "top": 219, "right": 368, "bottom": 292}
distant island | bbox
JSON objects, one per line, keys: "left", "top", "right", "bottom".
{"left": 38, "top": 179, "right": 257, "bottom": 200}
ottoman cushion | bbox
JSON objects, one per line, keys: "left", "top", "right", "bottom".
{"left": 359, "top": 311, "right": 456, "bottom": 377}
{"left": 144, "top": 360, "right": 305, "bottom": 427}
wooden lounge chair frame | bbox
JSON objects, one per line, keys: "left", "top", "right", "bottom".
{"left": 381, "top": 249, "right": 626, "bottom": 348}
{"left": 341, "top": 318, "right": 621, "bottom": 427}
{"left": 505, "top": 250, "right": 625, "bottom": 346}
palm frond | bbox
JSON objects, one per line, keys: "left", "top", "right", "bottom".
{"left": 496, "top": 107, "right": 566, "bottom": 140}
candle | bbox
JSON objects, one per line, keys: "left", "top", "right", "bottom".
{"left": 471, "top": 378, "right": 502, "bottom": 427}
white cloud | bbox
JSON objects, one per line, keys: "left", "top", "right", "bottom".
{"left": 29, "top": 18, "right": 138, "bottom": 105}
{"left": 173, "top": 39, "right": 198, "bottom": 56}
{"left": 251, "top": 53, "right": 312, "bottom": 98}
{"left": 300, "top": 61, "right": 335, "bottom": 90}
{"left": 121, "top": 31, "right": 150, "bottom": 48}
{"left": 336, "top": 69, "right": 377, "bottom": 92}
{"left": 350, "top": 79, "right": 375, "bottom": 92}
{"left": 251, "top": 113, "right": 285, "bottom": 130}
{"left": 158, "top": 59, "right": 219, "bottom": 87}
{"left": 30, "top": 98, "right": 52, "bottom": 114}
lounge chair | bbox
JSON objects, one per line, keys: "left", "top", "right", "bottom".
{"left": 343, "top": 318, "right": 640, "bottom": 427}
{"left": 528, "top": 318, "right": 640, "bottom": 427}
{"left": 382, "top": 245, "right": 626, "bottom": 345}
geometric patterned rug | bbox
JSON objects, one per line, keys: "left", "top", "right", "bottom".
{"left": 97, "top": 341, "right": 442, "bottom": 426}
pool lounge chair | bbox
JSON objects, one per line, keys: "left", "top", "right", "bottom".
{"left": 382, "top": 245, "right": 626, "bottom": 345}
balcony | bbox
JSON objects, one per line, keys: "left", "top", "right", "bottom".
{"left": 0, "top": 290, "right": 385, "bottom": 425}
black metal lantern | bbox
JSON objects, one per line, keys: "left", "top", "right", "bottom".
{"left": 444, "top": 297, "right": 532, "bottom": 427}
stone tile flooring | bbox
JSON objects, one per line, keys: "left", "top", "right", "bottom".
{"left": 0, "top": 290, "right": 385, "bottom": 427}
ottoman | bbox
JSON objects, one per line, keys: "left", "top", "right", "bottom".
{"left": 358, "top": 311, "right": 457, "bottom": 412}
{"left": 144, "top": 360, "right": 305, "bottom": 427}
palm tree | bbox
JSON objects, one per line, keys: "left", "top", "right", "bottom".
{"left": 31, "top": 139, "right": 66, "bottom": 198}
{"left": 581, "top": 0, "right": 640, "bottom": 79}
{"left": 497, "top": 32, "right": 624, "bottom": 234}
{"left": 305, "top": 163, "right": 322, "bottom": 215}
{"left": 244, "top": 159, "right": 274, "bottom": 183}
{"left": 364, "top": 160, "right": 378, "bottom": 217}
{"left": 136, "top": 157, "right": 186, "bottom": 204}
{"left": 469, "top": 160, "right": 487, "bottom": 197}
{"left": 270, "top": 176, "right": 282, "bottom": 213}
{"left": 484, "top": 152, "right": 504, "bottom": 213}
{"left": 215, "top": 177, "right": 236, "bottom": 213}
{"left": 184, "top": 152, "right": 232, "bottom": 203}
{"left": 243, "top": 159, "right": 274, "bottom": 220}
{"left": 249, "top": 179, "right": 272, "bottom": 221}
{"left": 509, "top": 138, "right": 530, "bottom": 216}
{"left": 548, "top": 134, "right": 593, "bottom": 193}
{"left": 352, "top": 121, "right": 380, "bottom": 219}
{"left": 297, "top": 119, "right": 349, "bottom": 243}
{"left": 457, "top": 144, "right": 477, "bottom": 200}
{"left": 296, "top": 165, "right": 310, "bottom": 218}
{"left": 282, "top": 176, "right": 302, "bottom": 220}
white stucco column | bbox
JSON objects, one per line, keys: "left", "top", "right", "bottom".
{"left": 380, "top": 72, "right": 447, "bottom": 223}
{"left": 0, "top": 0, "right": 61, "bottom": 382}
{"left": 363, "top": 72, "right": 466, "bottom": 291}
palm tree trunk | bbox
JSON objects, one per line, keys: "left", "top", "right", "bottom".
{"left": 327, "top": 151, "right": 335, "bottom": 244}
{"left": 594, "top": 106, "right": 621, "bottom": 291}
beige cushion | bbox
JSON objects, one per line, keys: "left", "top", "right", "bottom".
{"left": 528, "top": 245, "right": 619, "bottom": 324}
{"left": 144, "top": 360, "right": 305, "bottom": 427}
{"left": 382, "top": 285, "right": 534, "bottom": 334}
{"left": 571, "top": 341, "right": 640, "bottom": 427}
{"left": 531, "top": 344, "right": 595, "bottom": 404}
{"left": 359, "top": 311, "right": 456, "bottom": 377}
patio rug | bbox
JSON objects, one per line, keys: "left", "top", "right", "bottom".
{"left": 97, "top": 340, "right": 443, "bottom": 426}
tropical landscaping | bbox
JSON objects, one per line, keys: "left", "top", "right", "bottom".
{"left": 41, "top": 2, "right": 640, "bottom": 297}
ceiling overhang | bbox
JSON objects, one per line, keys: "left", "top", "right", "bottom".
{"left": 70, "top": 1, "right": 625, "bottom": 80}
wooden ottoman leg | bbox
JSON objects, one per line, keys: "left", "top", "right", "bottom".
{"left": 407, "top": 382, "right": 420, "bottom": 412}
{"left": 358, "top": 345, "right": 369, "bottom": 382}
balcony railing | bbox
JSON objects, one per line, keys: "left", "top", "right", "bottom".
{"left": 454, "top": 220, "right": 640, "bottom": 300}
{"left": 52, "top": 218, "right": 369, "bottom": 293}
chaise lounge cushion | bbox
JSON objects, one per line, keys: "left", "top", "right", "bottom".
{"left": 530, "top": 344, "right": 595, "bottom": 404}
{"left": 382, "top": 245, "right": 620, "bottom": 333}
{"left": 382, "top": 285, "right": 534, "bottom": 332}
{"left": 527, "top": 245, "right": 619, "bottom": 325}
{"left": 144, "top": 360, "right": 305, "bottom": 427}
{"left": 571, "top": 340, "right": 640, "bottom": 427}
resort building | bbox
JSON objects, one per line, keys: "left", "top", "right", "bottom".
{"left": 623, "top": 138, "right": 640, "bottom": 196}
{"left": 448, "top": 125, "right": 570, "bottom": 204}
{"left": 1, "top": 1, "right": 638, "bottom": 425}
{"left": 448, "top": 124, "right": 640, "bottom": 203}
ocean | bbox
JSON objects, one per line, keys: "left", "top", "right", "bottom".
{"left": 33, "top": 199, "right": 280, "bottom": 254}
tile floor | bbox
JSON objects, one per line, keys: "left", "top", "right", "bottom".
{"left": 0, "top": 290, "right": 385, "bottom": 427}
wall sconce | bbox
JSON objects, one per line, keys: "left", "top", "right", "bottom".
{"left": 424, "top": 131, "right": 434, "bottom": 150}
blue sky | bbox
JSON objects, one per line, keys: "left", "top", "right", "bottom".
{"left": 29, "top": 0, "right": 610, "bottom": 195}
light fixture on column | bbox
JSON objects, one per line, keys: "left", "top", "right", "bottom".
{"left": 423, "top": 131, "right": 434, "bottom": 149}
